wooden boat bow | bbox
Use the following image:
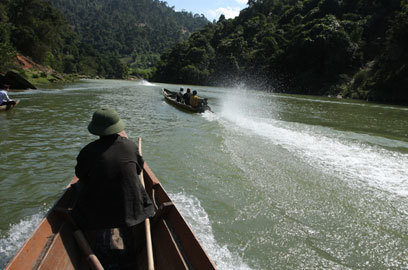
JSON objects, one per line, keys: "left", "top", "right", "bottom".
{"left": 5, "top": 155, "right": 216, "bottom": 270}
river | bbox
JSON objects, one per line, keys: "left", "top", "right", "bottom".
{"left": 1, "top": 79, "right": 407, "bottom": 269}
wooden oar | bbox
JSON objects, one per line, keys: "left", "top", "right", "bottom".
{"left": 138, "top": 137, "right": 155, "bottom": 270}
{"left": 54, "top": 207, "right": 104, "bottom": 270}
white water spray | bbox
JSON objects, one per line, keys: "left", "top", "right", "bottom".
{"left": 171, "top": 192, "right": 251, "bottom": 270}
{"left": 217, "top": 89, "right": 408, "bottom": 197}
{"left": 0, "top": 213, "right": 45, "bottom": 268}
{"left": 138, "top": 79, "right": 155, "bottom": 86}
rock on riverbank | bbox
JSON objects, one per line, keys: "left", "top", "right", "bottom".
{"left": 0, "top": 55, "right": 77, "bottom": 90}
{"left": 0, "top": 71, "right": 36, "bottom": 90}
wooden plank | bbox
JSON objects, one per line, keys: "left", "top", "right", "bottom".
{"left": 5, "top": 178, "right": 78, "bottom": 269}
{"left": 165, "top": 206, "right": 216, "bottom": 269}
{"left": 5, "top": 214, "right": 63, "bottom": 270}
{"left": 143, "top": 163, "right": 216, "bottom": 269}
{"left": 37, "top": 223, "right": 81, "bottom": 270}
{"left": 152, "top": 219, "right": 188, "bottom": 270}
{"left": 143, "top": 163, "right": 160, "bottom": 189}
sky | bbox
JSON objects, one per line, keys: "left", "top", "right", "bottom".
{"left": 164, "top": 0, "right": 248, "bottom": 22}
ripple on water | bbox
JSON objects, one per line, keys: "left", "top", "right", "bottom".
{"left": 2, "top": 82, "right": 408, "bottom": 269}
{"left": 171, "top": 192, "right": 252, "bottom": 270}
{"left": 0, "top": 212, "right": 45, "bottom": 268}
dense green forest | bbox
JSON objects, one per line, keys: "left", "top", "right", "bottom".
{"left": 50, "top": 0, "right": 209, "bottom": 77}
{"left": 2, "top": 0, "right": 407, "bottom": 103}
{"left": 153, "top": 0, "right": 408, "bottom": 104}
{"left": 0, "top": 0, "right": 129, "bottom": 79}
{"left": 0, "top": 0, "right": 209, "bottom": 80}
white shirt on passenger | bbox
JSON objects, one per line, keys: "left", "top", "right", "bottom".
{"left": 0, "top": 89, "right": 11, "bottom": 103}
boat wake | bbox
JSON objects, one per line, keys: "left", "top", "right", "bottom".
{"left": 171, "top": 192, "right": 251, "bottom": 270}
{"left": 138, "top": 79, "right": 155, "bottom": 86}
{"left": 201, "top": 110, "right": 218, "bottom": 122}
{"left": 0, "top": 212, "right": 45, "bottom": 268}
{"left": 236, "top": 116, "right": 407, "bottom": 196}
{"left": 215, "top": 91, "right": 408, "bottom": 198}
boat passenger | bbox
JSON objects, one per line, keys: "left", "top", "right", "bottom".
{"left": 177, "top": 87, "right": 184, "bottom": 102}
{"left": 190, "top": 90, "right": 199, "bottom": 107}
{"left": 183, "top": 88, "right": 191, "bottom": 105}
{"left": 0, "top": 85, "right": 16, "bottom": 107}
{"left": 72, "top": 107, "right": 155, "bottom": 231}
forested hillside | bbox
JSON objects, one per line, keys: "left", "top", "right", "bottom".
{"left": 153, "top": 0, "right": 408, "bottom": 104}
{"left": 0, "top": 0, "right": 128, "bottom": 79}
{"left": 50, "top": 0, "right": 209, "bottom": 73}
{"left": 0, "top": 0, "right": 209, "bottom": 80}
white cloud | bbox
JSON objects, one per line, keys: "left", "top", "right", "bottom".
{"left": 207, "top": 6, "right": 242, "bottom": 20}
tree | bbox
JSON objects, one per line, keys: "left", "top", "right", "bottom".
{"left": 366, "top": 4, "right": 408, "bottom": 103}
{"left": 0, "top": 2, "right": 15, "bottom": 71}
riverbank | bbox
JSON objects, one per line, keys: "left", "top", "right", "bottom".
{"left": 0, "top": 55, "right": 79, "bottom": 90}
{"left": 24, "top": 55, "right": 77, "bottom": 87}
{"left": 1, "top": 55, "right": 149, "bottom": 90}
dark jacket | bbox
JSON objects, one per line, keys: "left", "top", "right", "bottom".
{"left": 73, "top": 134, "right": 155, "bottom": 229}
{"left": 183, "top": 92, "right": 191, "bottom": 105}
{"left": 176, "top": 91, "right": 183, "bottom": 102}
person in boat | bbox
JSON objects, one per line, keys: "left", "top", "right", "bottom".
{"left": 176, "top": 87, "right": 184, "bottom": 102}
{"left": 0, "top": 84, "right": 16, "bottom": 107}
{"left": 190, "top": 90, "right": 199, "bottom": 108}
{"left": 72, "top": 107, "right": 155, "bottom": 231}
{"left": 183, "top": 88, "right": 191, "bottom": 105}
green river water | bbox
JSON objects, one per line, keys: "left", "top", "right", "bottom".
{"left": 1, "top": 79, "right": 407, "bottom": 269}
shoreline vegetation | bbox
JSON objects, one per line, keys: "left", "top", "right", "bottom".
{"left": 0, "top": 55, "right": 144, "bottom": 90}
{"left": 1, "top": 0, "right": 407, "bottom": 105}
{"left": 153, "top": 0, "right": 408, "bottom": 105}
{"left": 0, "top": 0, "right": 208, "bottom": 89}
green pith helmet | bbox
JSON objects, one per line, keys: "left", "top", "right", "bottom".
{"left": 88, "top": 107, "right": 125, "bottom": 136}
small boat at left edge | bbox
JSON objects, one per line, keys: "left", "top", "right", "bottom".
{"left": 0, "top": 100, "right": 20, "bottom": 112}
